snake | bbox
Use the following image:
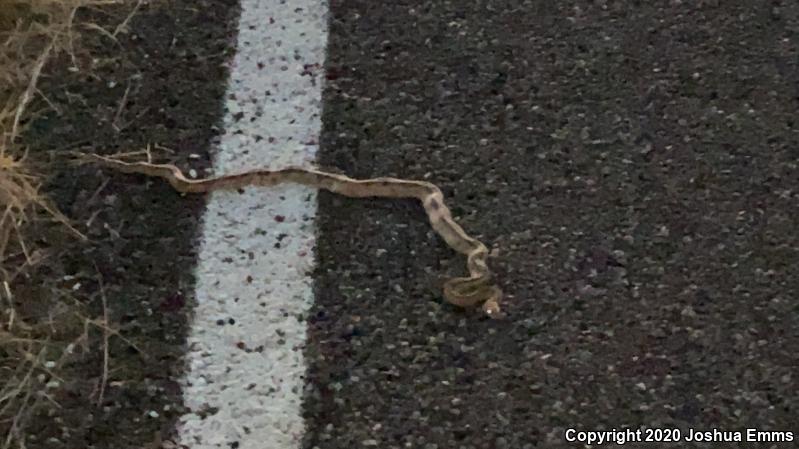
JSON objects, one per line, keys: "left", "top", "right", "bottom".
{"left": 79, "top": 153, "right": 503, "bottom": 318}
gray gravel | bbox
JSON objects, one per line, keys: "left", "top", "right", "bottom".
{"left": 304, "top": 2, "right": 798, "bottom": 448}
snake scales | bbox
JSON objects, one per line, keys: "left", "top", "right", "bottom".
{"left": 81, "top": 153, "right": 503, "bottom": 318}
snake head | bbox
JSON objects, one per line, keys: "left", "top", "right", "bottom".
{"left": 443, "top": 276, "right": 504, "bottom": 319}
{"left": 482, "top": 298, "right": 505, "bottom": 319}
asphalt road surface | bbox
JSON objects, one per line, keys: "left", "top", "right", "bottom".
{"left": 18, "top": 1, "right": 798, "bottom": 448}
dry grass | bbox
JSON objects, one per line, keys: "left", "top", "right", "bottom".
{"left": 0, "top": 1, "right": 103, "bottom": 278}
{"left": 0, "top": 1, "right": 133, "bottom": 446}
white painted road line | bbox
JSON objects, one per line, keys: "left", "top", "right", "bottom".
{"left": 176, "top": 1, "right": 328, "bottom": 448}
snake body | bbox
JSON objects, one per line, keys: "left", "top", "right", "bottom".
{"left": 83, "top": 154, "right": 503, "bottom": 318}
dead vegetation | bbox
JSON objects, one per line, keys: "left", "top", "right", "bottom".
{"left": 0, "top": 1, "right": 135, "bottom": 446}
{"left": 1, "top": 0, "right": 111, "bottom": 279}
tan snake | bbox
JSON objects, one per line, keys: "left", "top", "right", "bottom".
{"left": 80, "top": 153, "right": 503, "bottom": 318}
